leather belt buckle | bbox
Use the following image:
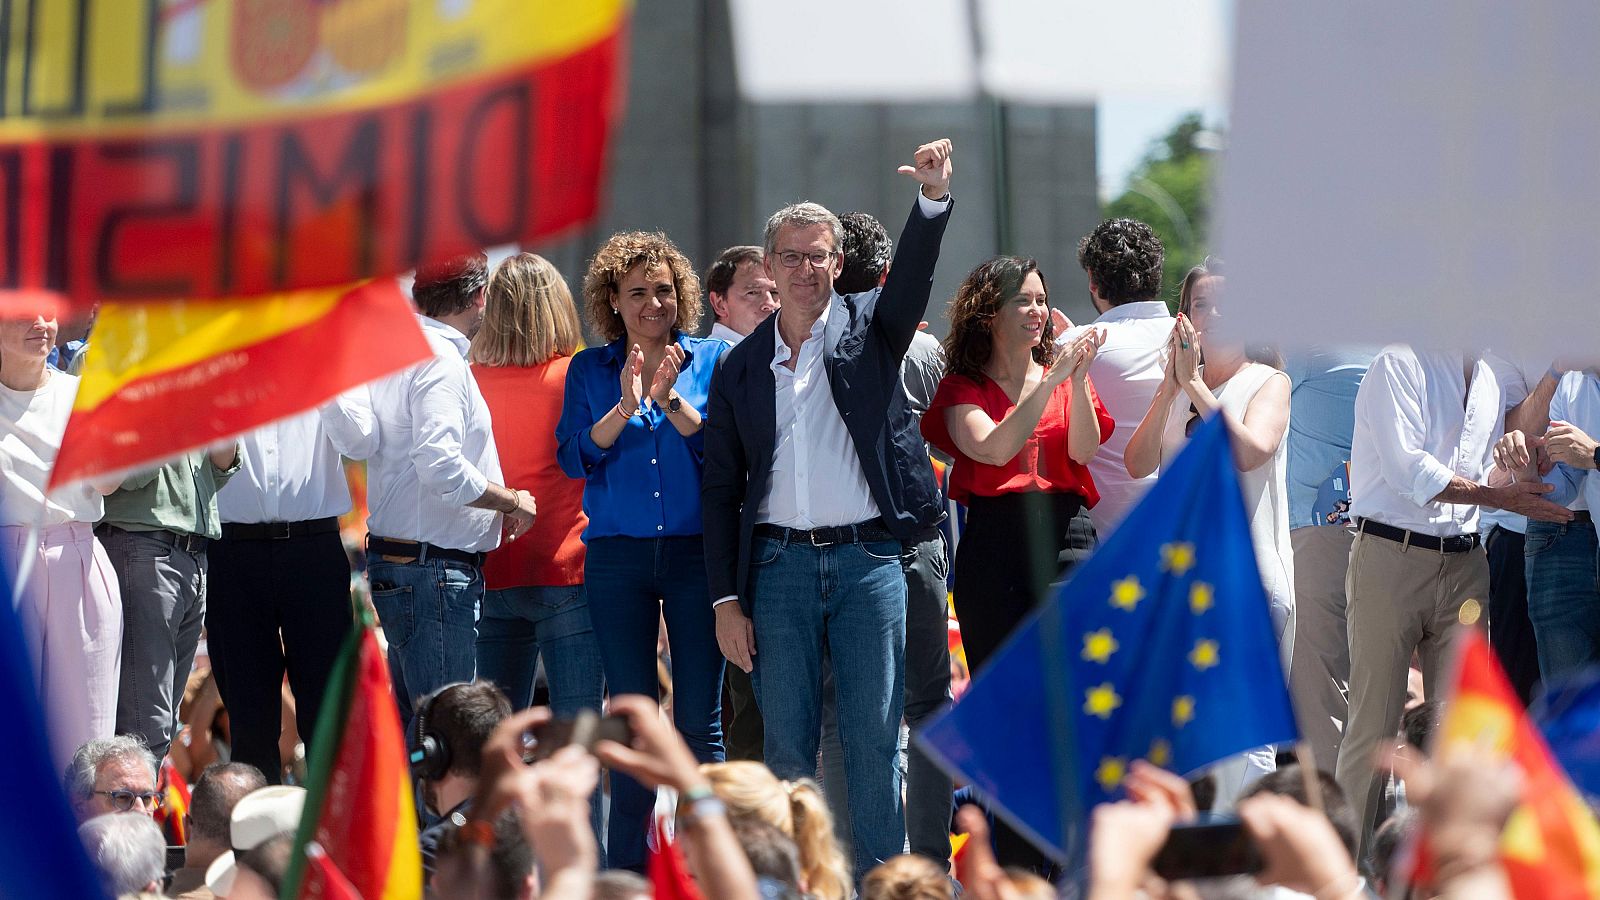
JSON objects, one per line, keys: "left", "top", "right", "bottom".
{"left": 269, "top": 521, "right": 293, "bottom": 540}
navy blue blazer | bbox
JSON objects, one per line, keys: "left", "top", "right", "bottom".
{"left": 701, "top": 198, "right": 952, "bottom": 612}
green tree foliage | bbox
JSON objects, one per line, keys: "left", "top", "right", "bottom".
{"left": 1105, "top": 113, "right": 1217, "bottom": 311}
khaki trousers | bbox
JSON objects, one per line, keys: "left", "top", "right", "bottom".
{"left": 1334, "top": 528, "right": 1489, "bottom": 853}
{"left": 1287, "top": 526, "right": 1356, "bottom": 778}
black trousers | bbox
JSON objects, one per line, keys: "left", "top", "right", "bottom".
{"left": 952, "top": 491, "right": 1096, "bottom": 873}
{"left": 205, "top": 528, "right": 353, "bottom": 781}
{"left": 721, "top": 665, "right": 764, "bottom": 761}
{"left": 1486, "top": 525, "right": 1541, "bottom": 706}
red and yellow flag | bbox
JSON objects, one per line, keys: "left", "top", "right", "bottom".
{"left": 285, "top": 620, "right": 420, "bottom": 900}
{"left": 155, "top": 758, "right": 191, "bottom": 847}
{"left": 1424, "top": 630, "right": 1600, "bottom": 899}
{"left": 49, "top": 279, "right": 428, "bottom": 488}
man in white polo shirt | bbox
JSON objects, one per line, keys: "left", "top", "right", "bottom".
{"left": 1336, "top": 344, "right": 1570, "bottom": 851}
{"left": 1062, "top": 219, "right": 1174, "bottom": 539}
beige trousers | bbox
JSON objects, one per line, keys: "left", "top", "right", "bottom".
{"left": 1334, "top": 528, "right": 1489, "bottom": 853}
{"left": 1287, "top": 526, "right": 1356, "bottom": 778}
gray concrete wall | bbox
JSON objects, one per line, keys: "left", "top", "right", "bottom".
{"left": 533, "top": 0, "right": 1101, "bottom": 340}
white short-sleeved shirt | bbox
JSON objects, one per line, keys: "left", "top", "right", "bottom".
{"left": 0, "top": 372, "right": 104, "bottom": 527}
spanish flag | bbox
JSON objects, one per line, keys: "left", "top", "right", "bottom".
{"left": 155, "top": 758, "right": 192, "bottom": 847}
{"left": 283, "top": 611, "right": 422, "bottom": 900}
{"left": 1424, "top": 630, "right": 1600, "bottom": 899}
{"left": 49, "top": 280, "right": 428, "bottom": 489}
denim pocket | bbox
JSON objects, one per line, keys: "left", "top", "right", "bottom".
{"left": 749, "top": 537, "right": 785, "bottom": 567}
{"left": 370, "top": 582, "right": 415, "bottom": 648}
{"left": 857, "top": 539, "right": 904, "bottom": 562}
{"left": 1525, "top": 529, "right": 1561, "bottom": 556}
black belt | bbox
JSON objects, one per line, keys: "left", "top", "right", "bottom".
{"left": 1358, "top": 519, "right": 1481, "bottom": 554}
{"left": 97, "top": 523, "right": 208, "bottom": 553}
{"left": 1574, "top": 511, "right": 1594, "bottom": 524}
{"left": 754, "top": 518, "right": 898, "bottom": 548}
{"left": 222, "top": 517, "right": 340, "bottom": 541}
{"left": 366, "top": 535, "right": 485, "bottom": 568}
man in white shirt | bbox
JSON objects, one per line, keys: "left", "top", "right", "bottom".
{"left": 362, "top": 254, "right": 536, "bottom": 721}
{"left": 703, "top": 138, "right": 954, "bottom": 880}
{"left": 1336, "top": 344, "right": 1570, "bottom": 851}
{"left": 205, "top": 400, "right": 374, "bottom": 782}
{"left": 1062, "top": 219, "right": 1174, "bottom": 539}
{"left": 705, "top": 245, "right": 778, "bottom": 346}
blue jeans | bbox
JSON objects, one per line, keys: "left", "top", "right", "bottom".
{"left": 368, "top": 557, "right": 482, "bottom": 723}
{"left": 1525, "top": 519, "right": 1600, "bottom": 681}
{"left": 585, "top": 536, "right": 725, "bottom": 871}
{"left": 749, "top": 533, "right": 907, "bottom": 881}
{"left": 819, "top": 532, "right": 952, "bottom": 869}
{"left": 477, "top": 583, "right": 606, "bottom": 859}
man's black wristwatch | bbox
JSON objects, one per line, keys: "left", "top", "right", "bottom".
{"left": 667, "top": 393, "right": 682, "bottom": 414}
{"left": 1591, "top": 444, "right": 1599, "bottom": 470}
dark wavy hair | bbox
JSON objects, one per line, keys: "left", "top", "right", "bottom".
{"left": 413, "top": 252, "right": 489, "bottom": 317}
{"left": 836, "top": 212, "right": 892, "bottom": 294}
{"left": 941, "top": 256, "right": 1054, "bottom": 382}
{"left": 1076, "top": 218, "right": 1164, "bottom": 305}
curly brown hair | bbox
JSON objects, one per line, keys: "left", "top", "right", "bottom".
{"left": 581, "top": 231, "right": 703, "bottom": 342}
{"left": 1076, "top": 218, "right": 1164, "bottom": 305}
{"left": 941, "top": 256, "right": 1055, "bottom": 382}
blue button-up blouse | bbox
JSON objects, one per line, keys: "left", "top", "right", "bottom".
{"left": 556, "top": 334, "right": 729, "bottom": 540}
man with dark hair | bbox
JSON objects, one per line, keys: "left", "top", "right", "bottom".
{"left": 1062, "top": 218, "right": 1172, "bottom": 539}
{"left": 819, "top": 210, "right": 954, "bottom": 870}
{"left": 704, "top": 138, "right": 955, "bottom": 879}
{"left": 168, "top": 762, "right": 269, "bottom": 898}
{"left": 1240, "top": 764, "right": 1361, "bottom": 864}
{"left": 415, "top": 681, "right": 513, "bottom": 877}
{"left": 363, "top": 254, "right": 537, "bottom": 723}
{"left": 706, "top": 245, "right": 779, "bottom": 345}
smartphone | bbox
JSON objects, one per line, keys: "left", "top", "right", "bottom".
{"left": 1150, "top": 819, "right": 1262, "bottom": 881}
{"left": 521, "top": 712, "right": 633, "bottom": 762}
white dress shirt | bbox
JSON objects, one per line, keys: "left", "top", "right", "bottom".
{"left": 709, "top": 322, "right": 747, "bottom": 346}
{"left": 1349, "top": 345, "right": 1502, "bottom": 536}
{"left": 756, "top": 297, "right": 881, "bottom": 529}
{"left": 217, "top": 408, "right": 362, "bottom": 524}
{"left": 364, "top": 315, "right": 504, "bottom": 552}
{"left": 1060, "top": 300, "right": 1175, "bottom": 538}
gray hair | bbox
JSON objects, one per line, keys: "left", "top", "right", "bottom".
{"left": 763, "top": 202, "right": 843, "bottom": 257}
{"left": 65, "top": 735, "right": 158, "bottom": 802}
{"left": 78, "top": 812, "right": 166, "bottom": 896}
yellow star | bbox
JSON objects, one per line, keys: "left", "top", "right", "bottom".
{"left": 1189, "top": 582, "right": 1214, "bottom": 615}
{"left": 1095, "top": 756, "right": 1127, "bottom": 792}
{"left": 1109, "top": 576, "right": 1146, "bottom": 611}
{"left": 1081, "top": 628, "right": 1120, "bottom": 664}
{"left": 1172, "top": 695, "right": 1196, "bottom": 728}
{"left": 1188, "top": 639, "right": 1220, "bottom": 672}
{"left": 1161, "top": 542, "right": 1197, "bottom": 576}
{"left": 1084, "top": 683, "right": 1123, "bottom": 719}
{"left": 1147, "top": 738, "right": 1173, "bottom": 768}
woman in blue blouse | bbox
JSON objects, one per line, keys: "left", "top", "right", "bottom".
{"left": 556, "top": 231, "right": 729, "bottom": 871}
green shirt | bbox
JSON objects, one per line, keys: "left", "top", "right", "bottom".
{"left": 100, "top": 449, "right": 241, "bottom": 539}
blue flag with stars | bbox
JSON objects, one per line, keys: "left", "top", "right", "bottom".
{"left": 917, "top": 414, "right": 1298, "bottom": 861}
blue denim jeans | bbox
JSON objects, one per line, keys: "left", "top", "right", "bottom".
{"left": 749, "top": 533, "right": 907, "bottom": 881}
{"left": 819, "top": 532, "right": 952, "bottom": 869}
{"left": 585, "top": 536, "right": 725, "bottom": 871}
{"left": 368, "top": 557, "right": 482, "bottom": 723}
{"left": 1525, "top": 518, "right": 1600, "bottom": 681}
{"left": 477, "top": 583, "right": 606, "bottom": 859}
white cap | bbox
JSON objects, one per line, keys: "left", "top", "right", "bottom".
{"left": 204, "top": 785, "right": 307, "bottom": 896}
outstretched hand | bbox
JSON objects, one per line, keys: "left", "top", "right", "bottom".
{"left": 898, "top": 138, "right": 953, "bottom": 200}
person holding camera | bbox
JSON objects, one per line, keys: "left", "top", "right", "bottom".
{"left": 411, "top": 682, "right": 513, "bottom": 878}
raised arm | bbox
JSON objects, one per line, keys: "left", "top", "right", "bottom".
{"left": 874, "top": 140, "right": 954, "bottom": 356}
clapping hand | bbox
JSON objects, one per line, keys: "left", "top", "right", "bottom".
{"left": 619, "top": 344, "right": 645, "bottom": 414}
{"left": 1546, "top": 420, "right": 1599, "bottom": 470}
{"left": 649, "top": 343, "right": 686, "bottom": 406}
{"left": 1170, "top": 314, "right": 1201, "bottom": 385}
{"left": 1067, "top": 327, "right": 1105, "bottom": 382}
{"left": 897, "top": 138, "right": 953, "bottom": 200}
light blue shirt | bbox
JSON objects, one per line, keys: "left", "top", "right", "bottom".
{"left": 1542, "top": 371, "right": 1600, "bottom": 540}
{"left": 1284, "top": 347, "right": 1375, "bottom": 528}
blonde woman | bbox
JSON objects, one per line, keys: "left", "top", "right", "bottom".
{"left": 470, "top": 253, "right": 605, "bottom": 718}
{"left": 699, "top": 761, "right": 852, "bottom": 900}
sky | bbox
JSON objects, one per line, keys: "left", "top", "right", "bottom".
{"left": 1097, "top": 98, "right": 1228, "bottom": 202}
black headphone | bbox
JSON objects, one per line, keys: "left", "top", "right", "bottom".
{"left": 409, "top": 683, "right": 469, "bottom": 782}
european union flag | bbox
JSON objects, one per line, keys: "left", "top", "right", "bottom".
{"left": 1534, "top": 668, "right": 1600, "bottom": 801}
{"left": 917, "top": 414, "right": 1298, "bottom": 861}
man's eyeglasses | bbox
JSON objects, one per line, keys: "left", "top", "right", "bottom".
{"left": 95, "top": 789, "right": 164, "bottom": 811}
{"left": 775, "top": 250, "right": 835, "bottom": 269}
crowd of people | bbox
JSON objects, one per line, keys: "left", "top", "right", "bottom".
{"left": 4, "top": 135, "right": 1594, "bottom": 898}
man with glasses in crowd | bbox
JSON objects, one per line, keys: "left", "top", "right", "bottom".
{"left": 66, "top": 735, "right": 162, "bottom": 821}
